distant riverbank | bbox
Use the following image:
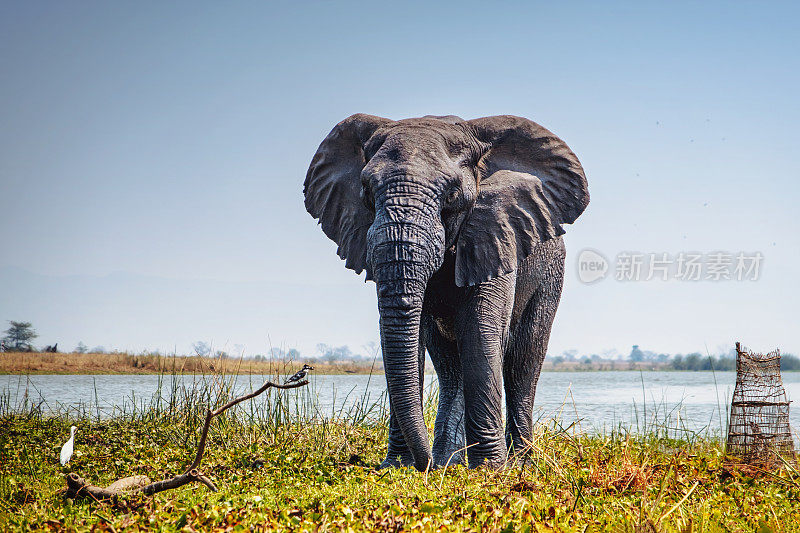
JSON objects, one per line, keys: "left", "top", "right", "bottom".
{"left": 0, "top": 352, "right": 382, "bottom": 375}
{"left": 6, "top": 350, "right": 797, "bottom": 375}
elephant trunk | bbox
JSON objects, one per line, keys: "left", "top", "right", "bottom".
{"left": 369, "top": 216, "right": 444, "bottom": 472}
{"left": 377, "top": 277, "right": 429, "bottom": 470}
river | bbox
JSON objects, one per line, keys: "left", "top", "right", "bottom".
{"left": 3, "top": 371, "right": 800, "bottom": 439}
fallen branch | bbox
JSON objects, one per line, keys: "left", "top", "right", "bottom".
{"left": 65, "top": 378, "right": 309, "bottom": 502}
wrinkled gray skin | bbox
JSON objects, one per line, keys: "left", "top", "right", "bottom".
{"left": 304, "top": 114, "right": 589, "bottom": 470}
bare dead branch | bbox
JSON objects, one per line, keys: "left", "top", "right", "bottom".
{"left": 65, "top": 378, "right": 309, "bottom": 504}
{"left": 66, "top": 473, "right": 119, "bottom": 502}
{"left": 187, "top": 378, "right": 309, "bottom": 472}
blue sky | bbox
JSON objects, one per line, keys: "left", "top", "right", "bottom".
{"left": 1, "top": 2, "right": 798, "bottom": 358}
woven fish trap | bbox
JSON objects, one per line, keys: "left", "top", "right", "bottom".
{"left": 726, "top": 342, "right": 796, "bottom": 463}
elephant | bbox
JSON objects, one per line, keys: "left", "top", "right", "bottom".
{"left": 304, "top": 114, "right": 589, "bottom": 470}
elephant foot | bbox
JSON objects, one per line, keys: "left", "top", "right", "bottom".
{"left": 466, "top": 444, "right": 508, "bottom": 470}
{"left": 505, "top": 435, "right": 535, "bottom": 467}
{"left": 472, "top": 459, "right": 508, "bottom": 471}
{"left": 505, "top": 450, "right": 533, "bottom": 468}
{"left": 378, "top": 451, "right": 416, "bottom": 469}
{"left": 432, "top": 450, "right": 466, "bottom": 469}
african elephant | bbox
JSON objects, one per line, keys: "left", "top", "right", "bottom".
{"left": 304, "top": 114, "right": 589, "bottom": 470}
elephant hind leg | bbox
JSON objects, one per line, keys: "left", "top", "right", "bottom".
{"left": 425, "top": 318, "right": 466, "bottom": 468}
{"left": 503, "top": 260, "right": 564, "bottom": 459}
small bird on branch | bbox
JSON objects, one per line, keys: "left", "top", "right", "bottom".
{"left": 285, "top": 364, "right": 314, "bottom": 384}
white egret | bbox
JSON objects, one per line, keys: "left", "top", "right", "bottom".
{"left": 60, "top": 425, "right": 77, "bottom": 466}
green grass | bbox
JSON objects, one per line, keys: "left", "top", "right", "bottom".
{"left": 1, "top": 373, "right": 799, "bottom": 532}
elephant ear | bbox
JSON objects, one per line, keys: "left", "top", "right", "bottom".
{"left": 304, "top": 114, "right": 391, "bottom": 276}
{"left": 455, "top": 116, "right": 589, "bottom": 287}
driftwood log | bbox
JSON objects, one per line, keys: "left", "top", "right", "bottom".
{"left": 64, "top": 378, "right": 309, "bottom": 503}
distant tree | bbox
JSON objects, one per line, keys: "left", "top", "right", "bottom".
{"left": 269, "top": 347, "right": 287, "bottom": 359}
{"left": 684, "top": 352, "right": 702, "bottom": 370}
{"left": 74, "top": 342, "right": 88, "bottom": 354}
{"left": 562, "top": 349, "right": 578, "bottom": 362}
{"left": 90, "top": 346, "right": 106, "bottom": 354}
{"left": 712, "top": 356, "right": 735, "bottom": 371}
{"left": 286, "top": 348, "right": 301, "bottom": 360}
{"left": 642, "top": 350, "right": 660, "bottom": 361}
{"left": 363, "top": 341, "right": 380, "bottom": 358}
{"left": 551, "top": 356, "right": 565, "bottom": 366}
{"left": 317, "top": 344, "right": 365, "bottom": 362}
{"left": 629, "top": 345, "right": 645, "bottom": 362}
{"left": 315, "top": 343, "right": 329, "bottom": 358}
{"left": 215, "top": 350, "right": 229, "bottom": 359}
{"left": 2, "top": 321, "right": 38, "bottom": 351}
{"left": 192, "top": 341, "right": 211, "bottom": 357}
{"left": 781, "top": 354, "right": 800, "bottom": 371}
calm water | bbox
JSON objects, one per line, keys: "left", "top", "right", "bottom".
{"left": 3, "top": 371, "right": 800, "bottom": 439}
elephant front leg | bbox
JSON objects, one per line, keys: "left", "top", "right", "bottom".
{"left": 425, "top": 318, "right": 466, "bottom": 468}
{"left": 504, "top": 291, "right": 560, "bottom": 460}
{"left": 504, "top": 247, "right": 564, "bottom": 460}
{"left": 457, "top": 273, "right": 516, "bottom": 469}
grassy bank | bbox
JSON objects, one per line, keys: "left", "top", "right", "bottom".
{"left": 0, "top": 351, "right": 382, "bottom": 375}
{"left": 0, "top": 351, "right": 681, "bottom": 375}
{"left": 5, "top": 351, "right": 788, "bottom": 375}
{"left": 1, "top": 374, "right": 799, "bottom": 531}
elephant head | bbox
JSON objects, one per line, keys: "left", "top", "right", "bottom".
{"left": 304, "top": 114, "right": 588, "bottom": 470}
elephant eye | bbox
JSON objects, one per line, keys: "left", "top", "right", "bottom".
{"left": 444, "top": 187, "right": 460, "bottom": 206}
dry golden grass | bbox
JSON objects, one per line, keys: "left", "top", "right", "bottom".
{"left": 0, "top": 351, "right": 383, "bottom": 375}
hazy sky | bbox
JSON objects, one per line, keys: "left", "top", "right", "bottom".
{"left": 1, "top": 2, "right": 798, "bottom": 358}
